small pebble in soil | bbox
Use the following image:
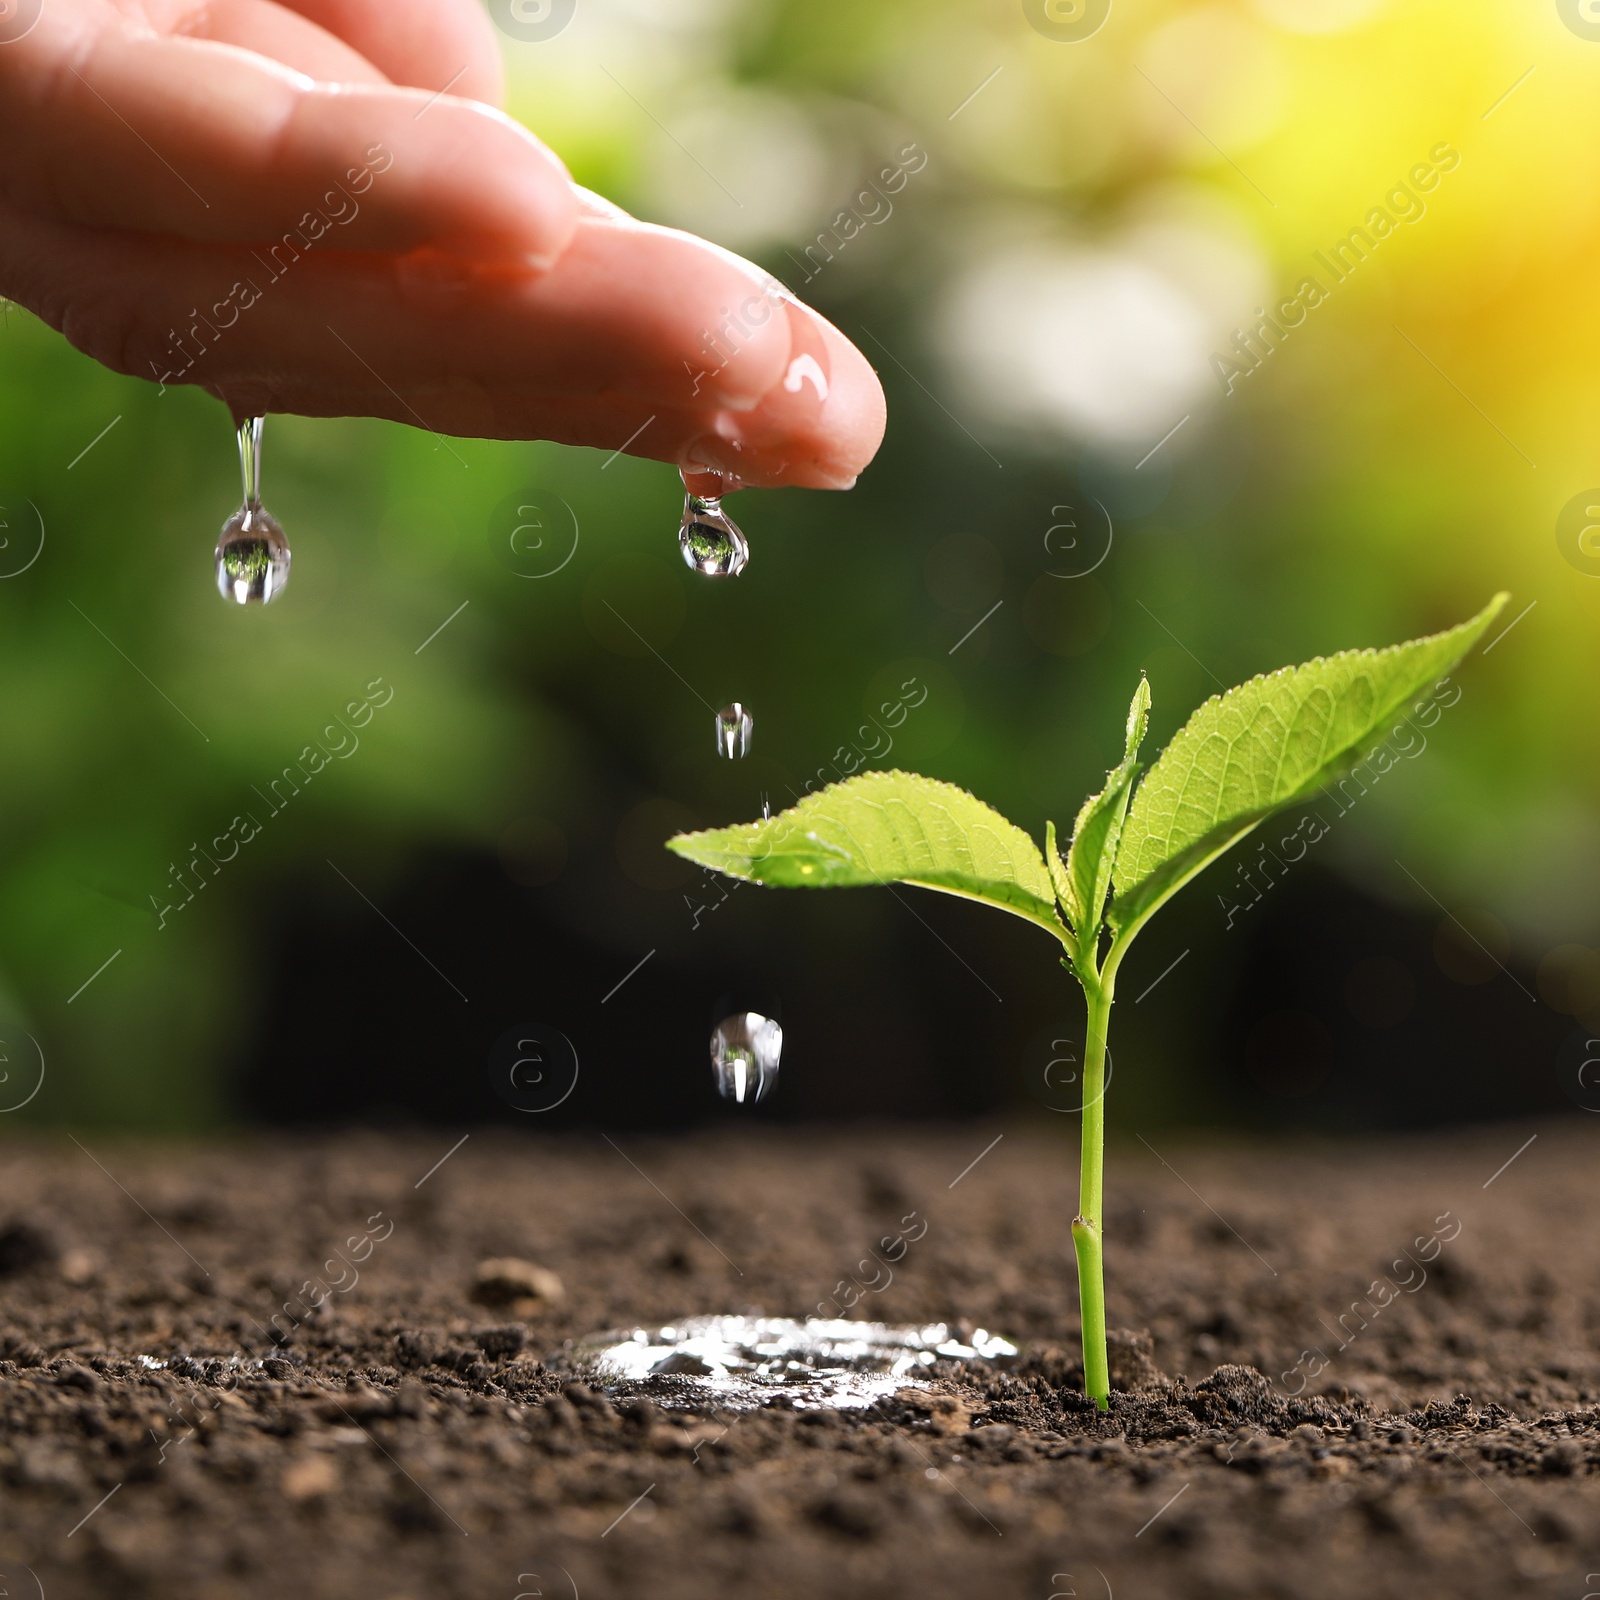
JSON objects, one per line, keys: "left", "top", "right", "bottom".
{"left": 281, "top": 1456, "right": 338, "bottom": 1502}
{"left": 58, "top": 1247, "right": 98, "bottom": 1285}
{"left": 471, "top": 1257, "right": 565, "bottom": 1315}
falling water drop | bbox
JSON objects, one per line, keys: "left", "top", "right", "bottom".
{"left": 215, "top": 416, "right": 290, "bottom": 605}
{"left": 711, "top": 1012, "right": 782, "bottom": 1106}
{"left": 715, "top": 702, "right": 753, "bottom": 759}
{"left": 677, "top": 470, "right": 749, "bottom": 577}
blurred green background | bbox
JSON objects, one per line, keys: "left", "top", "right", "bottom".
{"left": 2, "top": 0, "right": 1598, "bottom": 1132}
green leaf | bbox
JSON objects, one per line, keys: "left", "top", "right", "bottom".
{"left": 1042, "top": 821, "right": 1080, "bottom": 962}
{"left": 1060, "top": 676, "right": 1150, "bottom": 941}
{"left": 668, "top": 769, "right": 1067, "bottom": 943}
{"left": 1109, "top": 594, "right": 1508, "bottom": 937}
{"left": 1043, "top": 820, "right": 1073, "bottom": 920}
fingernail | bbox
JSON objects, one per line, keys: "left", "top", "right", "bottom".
{"left": 777, "top": 303, "right": 832, "bottom": 414}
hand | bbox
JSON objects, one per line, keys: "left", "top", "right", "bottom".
{"left": 0, "top": 0, "right": 886, "bottom": 488}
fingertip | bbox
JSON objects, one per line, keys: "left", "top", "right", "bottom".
{"left": 802, "top": 303, "right": 888, "bottom": 478}
{"left": 719, "top": 300, "right": 886, "bottom": 487}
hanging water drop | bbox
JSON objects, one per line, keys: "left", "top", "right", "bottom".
{"left": 215, "top": 416, "right": 290, "bottom": 605}
{"left": 711, "top": 1012, "right": 782, "bottom": 1106}
{"left": 716, "top": 702, "right": 753, "bottom": 759}
{"left": 678, "top": 470, "right": 749, "bottom": 577}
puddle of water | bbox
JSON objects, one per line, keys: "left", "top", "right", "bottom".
{"left": 575, "top": 1314, "right": 1017, "bottom": 1411}
{"left": 129, "top": 1315, "right": 1018, "bottom": 1415}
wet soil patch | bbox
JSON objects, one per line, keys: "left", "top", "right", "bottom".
{"left": 0, "top": 1119, "right": 1595, "bottom": 1598}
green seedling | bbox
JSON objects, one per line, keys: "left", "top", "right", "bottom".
{"left": 669, "top": 593, "right": 1509, "bottom": 1409}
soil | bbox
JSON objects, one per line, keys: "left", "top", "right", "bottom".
{"left": 0, "top": 1117, "right": 1597, "bottom": 1600}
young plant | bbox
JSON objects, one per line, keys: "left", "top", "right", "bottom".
{"left": 668, "top": 594, "right": 1508, "bottom": 1408}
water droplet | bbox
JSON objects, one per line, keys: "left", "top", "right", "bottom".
{"left": 715, "top": 702, "right": 752, "bottom": 759}
{"left": 711, "top": 1011, "right": 781, "bottom": 1105}
{"left": 677, "top": 474, "right": 748, "bottom": 577}
{"left": 216, "top": 416, "right": 290, "bottom": 605}
{"left": 579, "top": 1315, "right": 1019, "bottom": 1411}
{"left": 216, "top": 504, "right": 291, "bottom": 605}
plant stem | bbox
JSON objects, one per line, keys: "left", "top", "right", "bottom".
{"left": 1072, "top": 974, "right": 1114, "bottom": 1410}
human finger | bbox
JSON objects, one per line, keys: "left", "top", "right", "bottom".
{"left": 0, "top": 25, "right": 576, "bottom": 264}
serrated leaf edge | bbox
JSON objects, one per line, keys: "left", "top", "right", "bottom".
{"left": 1106, "top": 594, "right": 1507, "bottom": 937}
{"left": 669, "top": 770, "right": 1073, "bottom": 948}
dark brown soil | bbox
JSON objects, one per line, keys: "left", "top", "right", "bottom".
{"left": 1, "top": 1117, "right": 1597, "bottom": 1600}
